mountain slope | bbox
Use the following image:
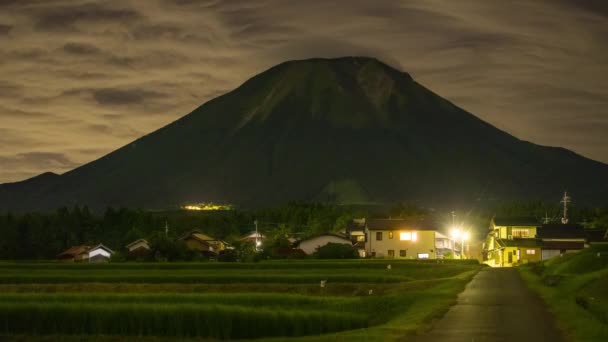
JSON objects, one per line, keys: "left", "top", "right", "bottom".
{"left": 2, "top": 57, "right": 608, "bottom": 211}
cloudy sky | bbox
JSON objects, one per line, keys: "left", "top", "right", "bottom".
{"left": 1, "top": 0, "right": 607, "bottom": 183}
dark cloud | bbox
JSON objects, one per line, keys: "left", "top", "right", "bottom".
{"left": 0, "top": 24, "right": 11, "bottom": 35}
{"left": 0, "top": 0, "right": 607, "bottom": 182}
{"left": 93, "top": 88, "right": 167, "bottom": 106}
{"left": 0, "top": 152, "right": 79, "bottom": 171}
{"left": 33, "top": 3, "right": 140, "bottom": 31}
{"left": 63, "top": 42, "right": 102, "bottom": 55}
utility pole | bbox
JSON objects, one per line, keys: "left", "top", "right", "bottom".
{"left": 543, "top": 211, "right": 551, "bottom": 224}
{"left": 561, "top": 191, "right": 571, "bottom": 224}
{"left": 254, "top": 220, "right": 260, "bottom": 251}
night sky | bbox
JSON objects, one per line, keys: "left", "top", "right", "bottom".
{"left": 1, "top": 0, "right": 607, "bottom": 183}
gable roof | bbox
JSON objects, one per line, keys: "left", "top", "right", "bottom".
{"left": 537, "top": 224, "right": 585, "bottom": 239}
{"left": 57, "top": 245, "right": 91, "bottom": 258}
{"left": 89, "top": 243, "right": 114, "bottom": 254}
{"left": 125, "top": 239, "right": 149, "bottom": 249}
{"left": 493, "top": 217, "right": 539, "bottom": 227}
{"left": 366, "top": 218, "right": 436, "bottom": 231}
{"left": 295, "top": 233, "right": 351, "bottom": 246}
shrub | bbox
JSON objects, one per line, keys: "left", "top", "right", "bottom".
{"left": 315, "top": 243, "right": 359, "bottom": 259}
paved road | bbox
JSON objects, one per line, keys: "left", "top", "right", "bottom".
{"left": 409, "top": 268, "right": 564, "bottom": 342}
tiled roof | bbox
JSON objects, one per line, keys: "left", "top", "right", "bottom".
{"left": 57, "top": 245, "right": 91, "bottom": 257}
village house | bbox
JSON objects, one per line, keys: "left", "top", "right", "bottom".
{"left": 435, "top": 232, "right": 459, "bottom": 259}
{"left": 365, "top": 218, "right": 437, "bottom": 259}
{"left": 179, "top": 230, "right": 228, "bottom": 255}
{"left": 57, "top": 245, "right": 91, "bottom": 262}
{"left": 125, "top": 239, "right": 150, "bottom": 258}
{"left": 88, "top": 244, "right": 114, "bottom": 263}
{"left": 537, "top": 223, "right": 585, "bottom": 260}
{"left": 57, "top": 244, "right": 114, "bottom": 263}
{"left": 295, "top": 233, "right": 353, "bottom": 255}
{"left": 484, "top": 217, "right": 590, "bottom": 267}
{"left": 485, "top": 217, "right": 540, "bottom": 267}
{"left": 584, "top": 228, "right": 608, "bottom": 246}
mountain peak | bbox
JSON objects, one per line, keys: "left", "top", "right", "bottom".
{"left": 1, "top": 58, "right": 607, "bottom": 211}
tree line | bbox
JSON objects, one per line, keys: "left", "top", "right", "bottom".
{"left": 0, "top": 201, "right": 606, "bottom": 260}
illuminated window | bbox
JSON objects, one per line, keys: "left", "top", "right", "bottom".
{"left": 399, "top": 232, "right": 418, "bottom": 241}
{"left": 417, "top": 253, "right": 429, "bottom": 259}
{"left": 526, "top": 249, "right": 536, "bottom": 255}
{"left": 376, "top": 232, "right": 383, "bottom": 241}
{"left": 512, "top": 229, "right": 530, "bottom": 238}
{"left": 356, "top": 235, "right": 365, "bottom": 242}
{"left": 389, "top": 231, "right": 394, "bottom": 239}
{"left": 388, "top": 250, "right": 394, "bottom": 257}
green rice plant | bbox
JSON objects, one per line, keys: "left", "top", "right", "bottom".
{"left": 0, "top": 303, "right": 368, "bottom": 339}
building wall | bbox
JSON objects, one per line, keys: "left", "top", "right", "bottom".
{"left": 366, "top": 230, "right": 436, "bottom": 259}
{"left": 299, "top": 236, "right": 352, "bottom": 255}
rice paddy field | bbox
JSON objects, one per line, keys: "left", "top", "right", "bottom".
{"left": 0, "top": 260, "right": 480, "bottom": 341}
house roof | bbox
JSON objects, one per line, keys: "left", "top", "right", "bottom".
{"left": 493, "top": 217, "right": 539, "bottom": 227}
{"left": 294, "top": 233, "right": 351, "bottom": 246}
{"left": 125, "top": 239, "right": 149, "bottom": 249}
{"left": 89, "top": 243, "right": 114, "bottom": 254}
{"left": 497, "top": 238, "right": 543, "bottom": 248}
{"left": 537, "top": 224, "right": 585, "bottom": 239}
{"left": 584, "top": 228, "right": 608, "bottom": 242}
{"left": 179, "top": 230, "right": 218, "bottom": 242}
{"left": 57, "top": 245, "right": 91, "bottom": 258}
{"left": 366, "top": 218, "right": 436, "bottom": 231}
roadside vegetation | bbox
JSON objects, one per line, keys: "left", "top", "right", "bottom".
{"left": 0, "top": 260, "right": 479, "bottom": 340}
{"left": 519, "top": 244, "right": 608, "bottom": 341}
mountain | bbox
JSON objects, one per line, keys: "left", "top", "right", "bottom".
{"left": 2, "top": 57, "right": 608, "bottom": 212}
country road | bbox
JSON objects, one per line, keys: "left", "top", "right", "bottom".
{"left": 409, "top": 268, "right": 564, "bottom": 342}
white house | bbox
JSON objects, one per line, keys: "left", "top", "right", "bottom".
{"left": 296, "top": 234, "right": 353, "bottom": 255}
{"left": 88, "top": 244, "right": 114, "bottom": 263}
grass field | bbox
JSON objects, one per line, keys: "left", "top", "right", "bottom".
{"left": 519, "top": 244, "right": 608, "bottom": 341}
{"left": 0, "top": 260, "right": 480, "bottom": 341}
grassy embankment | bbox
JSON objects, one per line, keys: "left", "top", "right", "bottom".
{"left": 519, "top": 245, "right": 608, "bottom": 341}
{"left": 0, "top": 260, "right": 480, "bottom": 341}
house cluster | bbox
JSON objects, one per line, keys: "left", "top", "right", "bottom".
{"left": 56, "top": 229, "right": 231, "bottom": 263}
{"left": 484, "top": 217, "right": 608, "bottom": 267}
{"left": 57, "top": 218, "right": 466, "bottom": 262}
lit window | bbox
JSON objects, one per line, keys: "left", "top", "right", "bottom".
{"left": 512, "top": 229, "right": 530, "bottom": 238}
{"left": 356, "top": 235, "right": 365, "bottom": 242}
{"left": 417, "top": 253, "right": 429, "bottom": 259}
{"left": 389, "top": 231, "right": 394, "bottom": 239}
{"left": 399, "top": 232, "right": 417, "bottom": 241}
{"left": 526, "top": 249, "right": 536, "bottom": 255}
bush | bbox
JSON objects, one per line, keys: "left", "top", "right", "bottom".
{"left": 315, "top": 243, "right": 359, "bottom": 259}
